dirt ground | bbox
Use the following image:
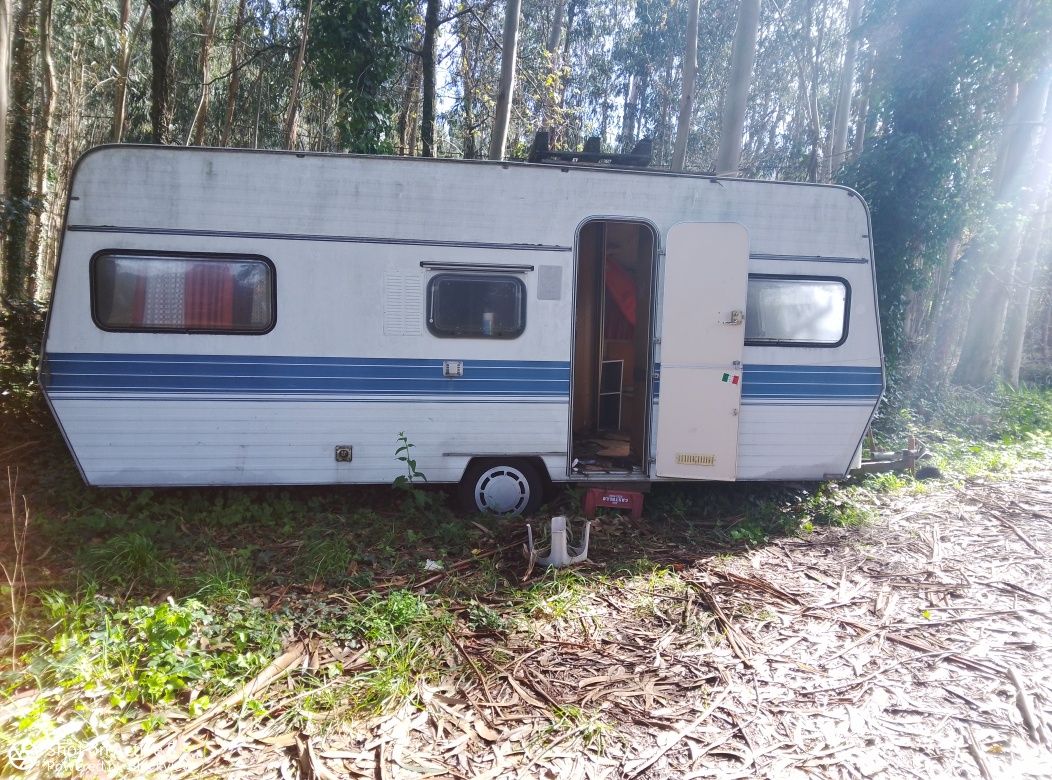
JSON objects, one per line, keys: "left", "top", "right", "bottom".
{"left": 98, "top": 462, "right": 1051, "bottom": 780}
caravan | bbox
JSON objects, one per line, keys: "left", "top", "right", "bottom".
{"left": 41, "top": 146, "right": 883, "bottom": 515}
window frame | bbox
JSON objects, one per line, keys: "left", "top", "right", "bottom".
{"left": 90, "top": 249, "right": 277, "bottom": 335}
{"left": 744, "top": 273, "right": 851, "bottom": 349}
{"left": 426, "top": 272, "right": 527, "bottom": 340}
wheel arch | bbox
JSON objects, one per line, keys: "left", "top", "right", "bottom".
{"left": 460, "top": 455, "right": 553, "bottom": 490}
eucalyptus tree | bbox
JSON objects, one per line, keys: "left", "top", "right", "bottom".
{"left": 714, "top": 0, "right": 759, "bottom": 175}
{"left": 828, "top": 0, "right": 861, "bottom": 174}
{"left": 112, "top": 0, "right": 147, "bottom": 142}
{"left": 489, "top": 0, "right": 523, "bottom": 159}
{"left": 954, "top": 71, "right": 1052, "bottom": 386}
{"left": 444, "top": 0, "right": 502, "bottom": 157}
{"left": 188, "top": 0, "right": 221, "bottom": 145}
{"left": 148, "top": 0, "right": 184, "bottom": 144}
{"left": 843, "top": 0, "right": 1048, "bottom": 363}
{"left": 670, "top": 0, "right": 699, "bottom": 171}
{"left": 27, "top": 0, "right": 56, "bottom": 276}
{"left": 307, "top": 0, "right": 414, "bottom": 153}
{"left": 284, "top": 0, "right": 313, "bottom": 148}
{"left": 220, "top": 0, "right": 249, "bottom": 146}
{"left": 3, "top": 0, "right": 40, "bottom": 299}
{"left": 0, "top": 0, "right": 11, "bottom": 196}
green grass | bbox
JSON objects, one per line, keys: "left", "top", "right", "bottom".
{"left": 79, "top": 531, "right": 176, "bottom": 588}
{"left": 0, "top": 589, "right": 287, "bottom": 773}
{"left": 294, "top": 529, "right": 356, "bottom": 585}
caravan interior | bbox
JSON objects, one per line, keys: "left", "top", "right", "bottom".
{"left": 571, "top": 220, "right": 656, "bottom": 476}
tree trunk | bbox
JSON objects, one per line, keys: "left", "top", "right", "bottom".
{"left": 0, "top": 0, "right": 10, "bottom": 198}
{"left": 220, "top": 0, "right": 248, "bottom": 146}
{"left": 148, "top": 0, "right": 182, "bottom": 144}
{"left": 671, "top": 0, "right": 700, "bottom": 172}
{"left": 3, "top": 0, "right": 39, "bottom": 300}
{"left": 421, "top": 0, "right": 439, "bottom": 157}
{"left": 547, "top": 0, "right": 564, "bottom": 53}
{"left": 654, "top": 53, "right": 674, "bottom": 165}
{"left": 830, "top": 0, "right": 862, "bottom": 175}
{"left": 112, "top": 0, "right": 146, "bottom": 142}
{"left": 954, "top": 73, "right": 1052, "bottom": 386}
{"left": 851, "top": 55, "right": 873, "bottom": 161}
{"left": 1041, "top": 268, "right": 1052, "bottom": 362}
{"left": 27, "top": 0, "right": 55, "bottom": 294}
{"left": 619, "top": 72, "right": 638, "bottom": 151}
{"left": 1001, "top": 93, "right": 1052, "bottom": 385}
{"left": 489, "top": 0, "right": 523, "bottom": 160}
{"left": 283, "top": 0, "right": 314, "bottom": 150}
{"left": 397, "top": 49, "right": 422, "bottom": 156}
{"left": 38, "top": 37, "right": 84, "bottom": 295}
{"left": 252, "top": 65, "right": 264, "bottom": 148}
{"left": 1001, "top": 202, "right": 1048, "bottom": 386}
{"left": 715, "top": 0, "right": 760, "bottom": 175}
{"left": 456, "top": 16, "right": 476, "bottom": 158}
{"left": 188, "top": 0, "right": 220, "bottom": 146}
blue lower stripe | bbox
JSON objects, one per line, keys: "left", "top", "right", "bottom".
{"left": 45, "top": 352, "right": 571, "bottom": 397}
{"left": 45, "top": 353, "right": 882, "bottom": 402}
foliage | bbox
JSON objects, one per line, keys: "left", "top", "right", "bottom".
{"left": 0, "top": 299, "right": 47, "bottom": 425}
{"left": 392, "top": 431, "right": 448, "bottom": 516}
{"left": 393, "top": 431, "right": 427, "bottom": 486}
{"left": 306, "top": 0, "right": 415, "bottom": 152}
{"left": 998, "top": 384, "right": 1052, "bottom": 441}
{"left": 840, "top": 0, "right": 1050, "bottom": 361}
{"left": 1, "top": 590, "right": 286, "bottom": 771}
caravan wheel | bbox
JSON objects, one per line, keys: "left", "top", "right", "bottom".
{"left": 458, "top": 460, "right": 544, "bottom": 516}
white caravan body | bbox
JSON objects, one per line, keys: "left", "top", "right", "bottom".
{"left": 42, "top": 146, "right": 884, "bottom": 503}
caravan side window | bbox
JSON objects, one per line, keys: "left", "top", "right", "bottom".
{"left": 91, "top": 251, "right": 275, "bottom": 334}
{"left": 745, "top": 275, "right": 849, "bottom": 347}
{"left": 427, "top": 273, "right": 526, "bottom": 338}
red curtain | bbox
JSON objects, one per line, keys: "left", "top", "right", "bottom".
{"left": 604, "top": 258, "right": 637, "bottom": 339}
{"left": 184, "top": 263, "right": 235, "bottom": 328}
{"left": 131, "top": 274, "right": 147, "bottom": 326}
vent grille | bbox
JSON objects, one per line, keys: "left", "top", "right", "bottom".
{"left": 383, "top": 272, "right": 423, "bottom": 335}
{"left": 676, "top": 453, "right": 716, "bottom": 466}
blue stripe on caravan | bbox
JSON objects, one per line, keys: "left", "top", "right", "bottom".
{"left": 741, "top": 364, "right": 881, "bottom": 400}
{"left": 45, "top": 353, "right": 571, "bottom": 397}
{"left": 651, "top": 363, "right": 882, "bottom": 401}
{"left": 45, "top": 354, "right": 882, "bottom": 401}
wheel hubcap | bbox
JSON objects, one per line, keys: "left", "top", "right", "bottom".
{"left": 475, "top": 467, "right": 530, "bottom": 515}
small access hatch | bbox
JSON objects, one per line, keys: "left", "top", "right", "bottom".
{"left": 654, "top": 223, "right": 749, "bottom": 480}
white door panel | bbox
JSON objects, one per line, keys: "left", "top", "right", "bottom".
{"left": 655, "top": 223, "right": 749, "bottom": 479}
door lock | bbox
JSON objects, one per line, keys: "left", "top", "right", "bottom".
{"left": 720, "top": 310, "right": 744, "bottom": 325}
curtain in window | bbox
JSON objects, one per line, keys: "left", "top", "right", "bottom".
{"left": 184, "top": 262, "right": 236, "bottom": 328}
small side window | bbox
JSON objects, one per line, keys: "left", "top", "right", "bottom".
{"left": 745, "top": 275, "right": 849, "bottom": 346}
{"left": 91, "top": 251, "right": 275, "bottom": 334}
{"left": 427, "top": 273, "right": 526, "bottom": 338}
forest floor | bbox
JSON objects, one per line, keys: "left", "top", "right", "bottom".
{"left": 1, "top": 420, "right": 1052, "bottom": 778}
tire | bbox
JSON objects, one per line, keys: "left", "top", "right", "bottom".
{"left": 458, "top": 460, "right": 545, "bottom": 516}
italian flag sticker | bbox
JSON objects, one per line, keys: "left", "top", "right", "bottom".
{"left": 721, "top": 373, "right": 740, "bottom": 385}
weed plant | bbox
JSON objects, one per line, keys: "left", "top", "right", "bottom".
{"left": 1, "top": 590, "right": 286, "bottom": 772}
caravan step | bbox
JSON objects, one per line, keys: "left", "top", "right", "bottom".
{"left": 583, "top": 488, "right": 645, "bottom": 519}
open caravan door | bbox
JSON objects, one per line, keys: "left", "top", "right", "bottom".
{"left": 655, "top": 223, "right": 749, "bottom": 480}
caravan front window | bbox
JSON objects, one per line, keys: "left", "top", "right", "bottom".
{"left": 745, "top": 275, "right": 848, "bottom": 346}
{"left": 427, "top": 273, "right": 526, "bottom": 338}
{"left": 91, "top": 251, "right": 275, "bottom": 334}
